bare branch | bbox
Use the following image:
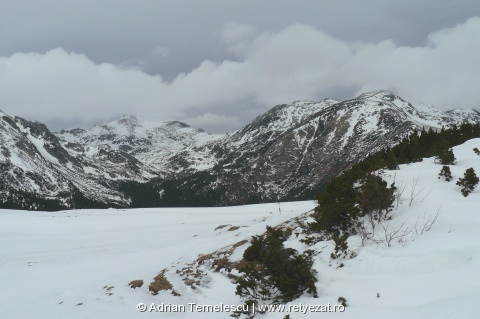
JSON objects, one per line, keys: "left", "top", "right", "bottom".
{"left": 394, "top": 181, "right": 407, "bottom": 209}
{"left": 420, "top": 188, "right": 434, "bottom": 203}
{"left": 408, "top": 175, "right": 425, "bottom": 206}
{"left": 359, "top": 208, "right": 441, "bottom": 248}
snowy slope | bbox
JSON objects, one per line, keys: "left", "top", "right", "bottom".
{"left": 0, "top": 201, "right": 316, "bottom": 319}
{"left": 1, "top": 138, "right": 480, "bottom": 318}
{"left": 225, "top": 99, "right": 339, "bottom": 147}
{"left": 151, "top": 91, "right": 480, "bottom": 206}
{"left": 287, "top": 137, "right": 480, "bottom": 319}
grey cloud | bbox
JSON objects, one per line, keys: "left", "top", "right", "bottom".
{"left": 3, "top": 1, "right": 479, "bottom": 79}
{"left": 1, "top": 3, "right": 480, "bottom": 132}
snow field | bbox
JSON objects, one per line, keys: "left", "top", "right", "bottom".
{"left": 0, "top": 201, "right": 315, "bottom": 319}
{"left": 1, "top": 138, "right": 480, "bottom": 319}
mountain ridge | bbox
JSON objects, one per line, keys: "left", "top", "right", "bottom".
{"left": 1, "top": 91, "right": 480, "bottom": 209}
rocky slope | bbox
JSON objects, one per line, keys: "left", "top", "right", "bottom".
{"left": 57, "top": 116, "right": 222, "bottom": 177}
{"left": 147, "top": 91, "right": 480, "bottom": 206}
{"left": 0, "top": 110, "right": 156, "bottom": 209}
{"left": 1, "top": 91, "right": 479, "bottom": 209}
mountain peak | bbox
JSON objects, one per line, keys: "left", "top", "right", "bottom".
{"left": 119, "top": 114, "right": 140, "bottom": 121}
{"left": 116, "top": 115, "right": 141, "bottom": 127}
{"left": 164, "top": 121, "right": 190, "bottom": 129}
{"left": 356, "top": 90, "right": 399, "bottom": 101}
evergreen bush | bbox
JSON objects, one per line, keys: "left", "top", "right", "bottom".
{"left": 435, "top": 147, "right": 456, "bottom": 165}
{"left": 438, "top": 166, "right": 453, "bottom": 182}
{"left": 236, "top": 227, "right": 317, "bottom": 303}
{"left": 357, "top": 174, "right": 396, "bottom": 222}
{"left": 456, "top": 168, "right": 479, "bottom": 197}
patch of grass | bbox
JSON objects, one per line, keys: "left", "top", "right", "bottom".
{"left": 128, "top": 280, "right": 143, "bottom": 289}
{"left": 149, "top": 270, "right": 173, "bottom": 295}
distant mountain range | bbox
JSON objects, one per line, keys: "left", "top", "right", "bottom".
{"left": 1, "top": 91, "right": 479, "bottom": 209}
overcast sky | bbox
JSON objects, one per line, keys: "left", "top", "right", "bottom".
{"left": 1, "top": 0, "right": 480, "bottom": 133}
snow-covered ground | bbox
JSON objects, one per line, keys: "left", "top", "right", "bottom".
{"left": 0, "top": 201, "right": 315, "bottom": 319}
{"left": 298, "top": 138, "right": 480, "bottom": 319}
{"left": 1, "top": 138, "right": 480, "bottom": 319}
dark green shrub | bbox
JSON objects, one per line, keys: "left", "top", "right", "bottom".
{"left": 236, "top": 227, "right": 317, "bottom": 303}
{"left": 357, "top": 174, "right": 396, "bottom": 222}
{"left": 235, "top": 264, "right": 276, "bottom": 301}
{"left": 330, "top": 232, "right": 350, "bottom": 260}
{"left": 456, "top": 168, "right": 479, "bottom": 197}
{"left": 435, "top": 147, "right": 456, "bottom": 165}
{"left": 309, "top": 175, "right": 359, "bottom": 235}
{"left": 438, "top": 166, "right": 453, "bottom": 182}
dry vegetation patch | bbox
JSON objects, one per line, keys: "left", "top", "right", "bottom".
{"left": 173, "top": 239, "right": 251, "bottom": 291}
{"left": 149, "top": 269, "right": 179, "bottom": 296}
{"left": 134, "top": 214, "right": 312, "bottom": 298}
{"left": 214, "top": 224, "right": 230, "bottom": 231}
{"left": 128, "top": 280, "right": 143, "bottom": 289}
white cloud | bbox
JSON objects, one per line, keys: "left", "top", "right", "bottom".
{"left": 185, "top": 113, "right": 239, "bottom": 131}
{"left": 0, "top": 49, "right": 176, "bottom": 123}
{"left": 1, "top": 18, "right": 480, "bottom": 130}
{"left": 221, "top": 22, "right": 257, "bottom": 58}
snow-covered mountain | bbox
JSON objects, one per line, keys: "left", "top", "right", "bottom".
{"left": 2, "top": 138, "right": 479, "bottom": 318}
{"left": 0, "top": 110, "right": 156, "bottom": 209}
{"left": 2, "top": 91, "right": 480, "bottom": 208}
{"left": 57, "top": 116, "right": 222, "bottom": 176}
{"left": 147, "top": 91, "right": 480, "bottom": 206}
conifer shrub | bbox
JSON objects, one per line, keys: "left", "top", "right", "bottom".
{"left": 236, "top": 227, "right": 317, "bottom": 303}
{"left": 330, "top": 232, "right": 352, "bottom": 260}
{"left": 474, "top": 147, "right": 480, "bottom": 155}
{"left": 456, "top": 168, "right": 479, "bottom": 197}
{"left": 309, "top": 172, "right": 396, "bottom": 243}
{"left": 438, "top": 166, "right": 453, "bottom": 181}
{"left": 435, "top": 147, "right": 456, "bottom": 165}
{"left": 357, "top": 174, "right": 396, "bottom": 222}
{"left": 309, "top": 174, "right": 360, "bottom": 236}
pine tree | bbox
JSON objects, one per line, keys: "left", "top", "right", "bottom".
{"left": 473, "top": 147, "right": 480, "bottom": 156}
{"left": 435, "top": 147, "right": 456, "bottom": 165}
{"left": 456, "top": 168, "right": 479, "bottom": 197}
{"left": 438, "top": 166, "right": 453, "bottom": 182}
{"left": 357, "top": 174, "right": 396, "bottom": 222}
{"left": 237, "top": 227, "right": 317, "bottom": 302}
